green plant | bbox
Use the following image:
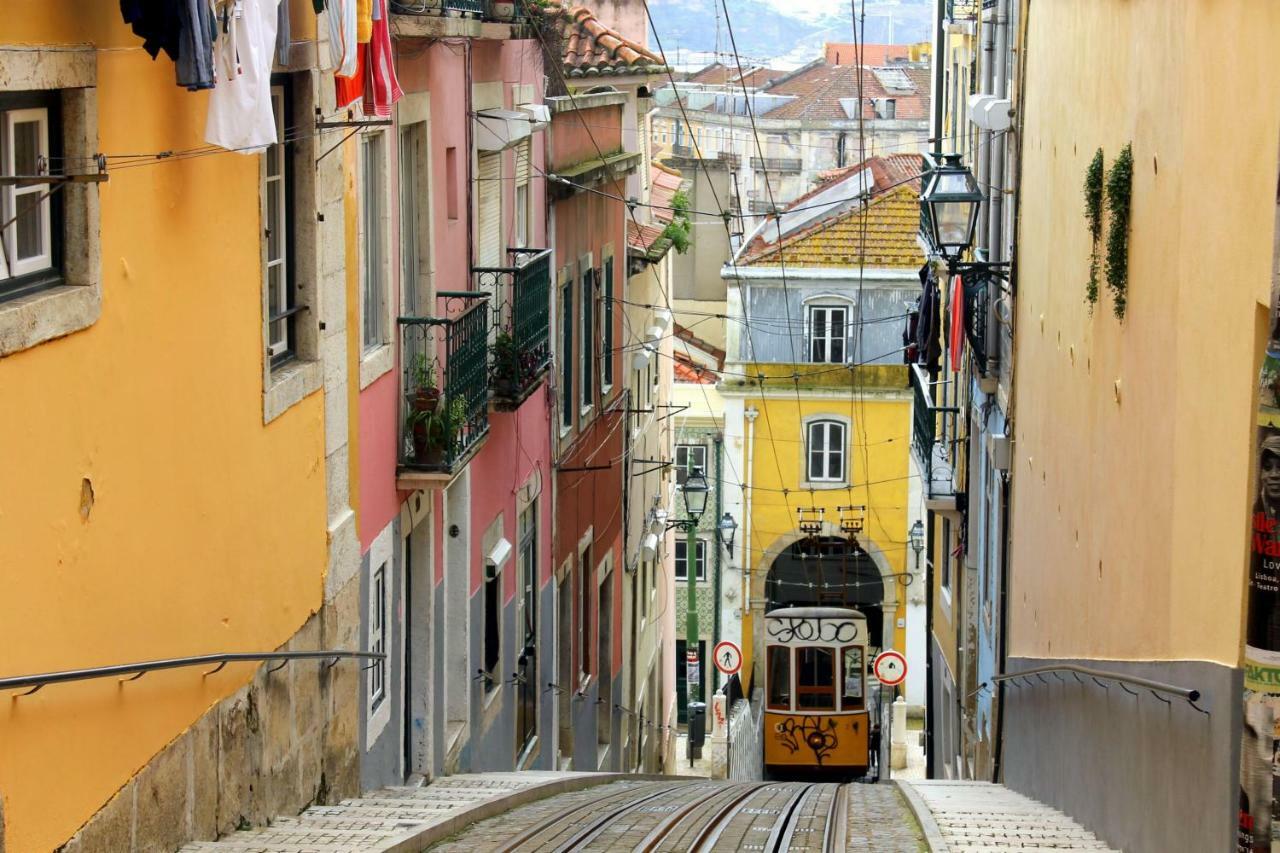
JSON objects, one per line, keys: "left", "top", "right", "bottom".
{"left": 660, "top": 189, "right": 693, "bottom": 254}
{"left": 412, "top": 352, "right": 437, "bottom": 393}
{"left": 1083, "top": 148, "right": 1104, "bottom": 310}
{"left": 492, "top": 331, "right": 522, "bottom": 389}
{"left": 1104, "top": 143, "right": 1134, "bottom": 319}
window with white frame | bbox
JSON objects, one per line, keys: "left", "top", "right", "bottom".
{"left": 514, "top": 139, "right": 530, "bottom": 249}
{"left": 806, "top": 420, "right": 846, "bottom": 482}
{"left": 580, "top": 264, "right": 594, "bottom": 410}
{"left": 264, "top": 85, "right": 295, "bottom": 364}
{"left": 0, "top": 94, "right": 59, "bottom": 299}
{"left": 675, "top": 444, "right": 707, "bottom": 486}
{"left": 807, "top": 303, "right": 848, "bottom": 363}
{"left": 674, "top": 539, "right": 706, "bottom": 582}
{"left": 361, "top": 132, "right": 387, "bottom": 353}
{"left": 369, "top": 562, "right": 388, "bottom": 712}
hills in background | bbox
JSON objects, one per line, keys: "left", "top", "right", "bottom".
{"left": 645, "top": 0, "right": 934, "bottom": 70}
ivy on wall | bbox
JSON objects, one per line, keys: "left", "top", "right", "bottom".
{"left": 1104, "top": 143, "right": 1134, "bottom": 319}
{"left": 1083, "top": 148, "right": 1104, "bottom": 310}
{"left": 661, "top": 189, "right": 692, "bottom": 254}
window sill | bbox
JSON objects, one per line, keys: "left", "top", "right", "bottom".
{"left": 0, "top": 282, "right": 100, "bottom": 358}
{"left": 799, "top": 480, "right": 848, "bottom": 491}
{"left": 359, "top": 342, "right": 394, "bottom": 390}
{"left": 264, "top": 358, "right": 323, "bottom": 424}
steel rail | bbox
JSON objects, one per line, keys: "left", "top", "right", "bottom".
{"left": 822, "top": 784, "right": 849, "bottom": 853}
{"left": 966, "top": 663, "right": 1202, "bottom": 705}
{"left": 769, "top": 784, "right": 819, "bottom": 852}
{"left": 552, "top": 783, "right": 705, "bottom": 852}
{"left": 0, "top": 650, "right": 385, "bottom": 695}
{"left": 667, "top": 782, "right": 772, "bottom": 853}
{"left": 491, "top": 782, "right": 687, "bottom": 853}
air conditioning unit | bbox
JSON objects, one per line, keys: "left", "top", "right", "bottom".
{"left": 988, "top": 432, "right": 1011, "bottom": 472}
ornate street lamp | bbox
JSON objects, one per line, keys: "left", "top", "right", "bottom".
{"left": 920, "top": 153, "right": 984, "bottom": 267}
{"left": 683, "top": 469, "right": 709, "bottom": 521}
{"left": 716, "top": 512, "right": 738, "bottom": 554}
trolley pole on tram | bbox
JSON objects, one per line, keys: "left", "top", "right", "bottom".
{"left": 676, "top": 469, "right": 710, "bottom": 758}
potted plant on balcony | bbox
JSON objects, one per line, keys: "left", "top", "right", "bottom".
{"left": 405, "top": 354, "right": 444, "bottom": 464}
{"left": 492, "top": 330, "right": 523, "bottom": 399}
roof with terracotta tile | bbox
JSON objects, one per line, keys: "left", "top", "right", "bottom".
{"left": 674, "top": 351, "right": 717, "bottom": 384}
{"left": 548, "top": 4, "right": 667, "bottom": 78}
{"left": 687, "top": 63, "right": 787, "bottom": 89}
{"left": 761, "top": 61, "right": 930, "bottom": 121}
{"left": 824, "top": 43, "right": 915, "bottom": 66}
{"left": 650, "top": 163, "right": 685, "bottom": 224}
{"left": 674, "top": 324, "right": 726, "bottom": 366}
{"left": 739, "top": 154, "right": 924, "bottom": 269}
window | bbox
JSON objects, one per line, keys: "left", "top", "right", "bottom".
{"left": 580, "top": 265, "right": 594, "bottom": 410}
{"left": 578, "top": 546, "right": 592, "bottom": 680}
{"left": 808, "top": 304, "right": 847, "bottom": 363}
{"left": 842, "top": 646, "right": 864, "bottom": 708}
{"left": 674, "top": 539, "right": 706, "bottom": 583}
{"left": 767, "top": 646, "right": 791, "bottom": 710}
{"left": 796, "top": 647, "right": 835, "bottom": 710}
{"left": 477, "top": 151, "right": 502, "bottom": 267}
{"left": 601, "top": 256, "right": 614, "bottom": 390}
{"left": 597, "top": 565, "right": 612, "bottom": 747}
{"left": 1, "top": 94, "right": 60, "bottom": 300}
{"left": 806, "top": 420, "right": 846, "bottom": 482}
{"left": 514, "top": 139, "right": 530, "bottom": 249}
{"left": 369, "top": 562, "right": 388, "bottom": 712}
{"left": 675, "top": 444, "right": 707, "bottom": 485}
{"left": 941, "top": 517, "right": 952, "bottom": 593}
{"left": 560, "top": 277, "right": 573, "bottom": 430}
{"left": 483, "top": 560, "right": 500, "bottom": 692}
{"left": 445, "top": 146, "right": 459, "bottom": 220}
{"left": 264, "top": 85, "right": 295, "bottom": 363}
{"left": 361, "top": 132, "right": 386, "bottom": 352}
{"left": 400, "top": 123, "right": 427, "bottom": 315}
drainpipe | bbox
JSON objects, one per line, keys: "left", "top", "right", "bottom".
{"left": 743, "top": 406, "right": 759, "bottom": 689}
{"left": 713, "top": 433, "right": 724, "bottom": 695}
{"left": 931, "top": 0, "right": 945, "bottom": 156}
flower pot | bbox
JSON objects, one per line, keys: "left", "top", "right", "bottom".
{"left": 491, "top": 0, "right": 516, "bottom": 20}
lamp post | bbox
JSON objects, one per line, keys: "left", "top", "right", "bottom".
{"left": 679, "top": 469, "right": 709, "bottom": 713}
{"left": 909, "top": 519, "right": 925, "bottom": 571}
{"left": 717, "top": 512, "right": 738, "bottom": 555}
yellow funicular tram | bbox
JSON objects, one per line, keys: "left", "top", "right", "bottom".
{"left": 763, "top": 606, "right": 871, "bottom": 777}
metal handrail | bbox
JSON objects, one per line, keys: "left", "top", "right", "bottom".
{"left": 968, "top": 663, "right": 1205, "bottom": 713}
{"left": 0, "top": 650, "right": 385, "bottom": 696}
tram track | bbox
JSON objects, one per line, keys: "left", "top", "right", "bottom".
{"left": 453, "top": 780, "right": 851, "bottom": 852}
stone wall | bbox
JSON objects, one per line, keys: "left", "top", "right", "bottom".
{"left": 54, "top": 572, "right": 361, "bottom": 853}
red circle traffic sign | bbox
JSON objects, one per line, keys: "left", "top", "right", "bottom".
{"left": 873, "top": 650, "right": 908, "bottom": 686}
{"left": 713, "top": 641, "right": 742, "bottom": 676}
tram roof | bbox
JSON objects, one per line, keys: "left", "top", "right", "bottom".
{"left": 765, "top": 606, "right": 866, "bottom": 620}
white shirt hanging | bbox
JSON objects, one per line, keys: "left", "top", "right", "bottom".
{"left": 205, "top": 0, "right": 283, "bottom": 153}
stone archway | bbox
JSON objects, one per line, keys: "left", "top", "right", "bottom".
{"left": 747, "top": 524, "right": 901, "bottom": 686}
{"left": 765, "top": 536, "right": 886, "bottom": 639}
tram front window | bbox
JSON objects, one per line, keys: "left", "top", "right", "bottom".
{"left": 842, "top": 647, "right": 864, "bottom": 708}
{"left": 796, "top": 647, "right": 835, "bottom": 710}
{"left": 767, "top": 646, "right": 791, "bottom": 709}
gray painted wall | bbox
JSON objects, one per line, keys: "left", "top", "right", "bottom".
{"left": 739, "top": 280, "right": 915, "bottom": 364}
{"left": 1001, "top": 656, "right": 1239, "bottom": 853}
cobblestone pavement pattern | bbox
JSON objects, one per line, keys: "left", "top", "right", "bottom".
{"left": 900, "top": 781, "right": 1119, "bottom": 852}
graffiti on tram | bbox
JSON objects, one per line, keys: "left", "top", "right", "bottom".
{"left": 765, "top": 617, "right": 861, "bottom": 645}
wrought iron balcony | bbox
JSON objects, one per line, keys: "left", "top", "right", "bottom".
{"left": 476, "top": 248, "right": 552, "bottom": 409}
{"left": 749, "top": 156, "right": 802, "bottom": 173}
{"left": 399, "top": 301, "right": 491, "bottom": 479}
{"left": 910, "top": 364, "right": 962, "bottom": 509}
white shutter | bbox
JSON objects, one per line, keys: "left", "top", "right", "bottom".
{"left": 514, "top": 139, "right": 530, "bottom": 186}
{"left": 477, "top": 152, "right": 502, "bottom": 268}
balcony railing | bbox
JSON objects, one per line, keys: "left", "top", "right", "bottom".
{"left": 445, "top": 0, "right": 484, "bottom": 15}
{"left": 749, "top": 156, "right": 802, "bottom": 173}
{"left": 962, "top": 272, "right": 990, "bottom": 375}
{"left": 392, "top": 0, "right": 524, "bottom": 23}
{"left": 910, "top": 364, "right": 961, "bottom": 506}
{"left": 476, "top": 248, "right": 552, "bottom": 408}
{"left": 399, "top": 300, "right": 491, "bottom": 475}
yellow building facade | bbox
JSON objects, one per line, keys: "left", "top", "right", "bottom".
{"left": 0, "top": 6, "right": 364, "bottom": 851}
